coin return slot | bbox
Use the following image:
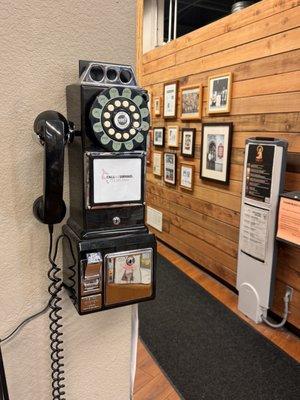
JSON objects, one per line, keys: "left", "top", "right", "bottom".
{"left": 80, "top": 257, "right": 102, "bottom": 296}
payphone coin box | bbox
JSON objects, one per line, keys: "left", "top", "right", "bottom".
{"left": 63, "top": 226, "right": 156, "bottom": 314}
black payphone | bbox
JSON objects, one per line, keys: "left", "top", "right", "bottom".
{"left": 31, "top": 61, "right": 156, "bottom": 399}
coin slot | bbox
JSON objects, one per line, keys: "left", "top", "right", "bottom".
{"left": 120, "top": 69, "right": 132, "bottom": 84}
{"left": 89, "top": 65, "right": 104, "bottom": 82}
{"left": 106, "top": 68, "right": 118, "bottom": 81}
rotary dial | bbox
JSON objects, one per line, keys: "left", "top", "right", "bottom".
{"left": 89, "top": 87, "right": 150, "bottom": 151}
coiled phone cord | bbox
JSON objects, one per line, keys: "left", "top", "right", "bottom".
{"left": 48, "top": 225, "right": 66, "bottom": 400}
{"left": 48, "top": 226, "right": 76, "bottom": 400}
{"left": 0, "top": 227, "right": 76, "bottom": 400}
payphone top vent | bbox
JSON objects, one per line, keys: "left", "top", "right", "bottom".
{"left": 79, "top": 61, "right": 137, "bottom": 88}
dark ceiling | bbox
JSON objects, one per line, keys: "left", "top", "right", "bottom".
{"left": 164, "top": 0, "right": 261, "bottom": 40}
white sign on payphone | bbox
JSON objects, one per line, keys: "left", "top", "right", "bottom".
{"left": 93, "top": 158, "right": 142, "bottom": 204}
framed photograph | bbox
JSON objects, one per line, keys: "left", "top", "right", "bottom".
{"left": 164, "top": 153, "right": 176, "bottom": 185}
{"left": 146, "top": 130, "right": 152, "bottom": 165}
{"left": 164, "top": 82, "right": 178, "bottom": 118}
{"left": 200, "top": 123, "right": 233, "bottom": 184}
{"left": 153, "top": 152, "right": 162, "bottom": 176}
{"left": 154, "top": 96, "right": 161, "bottom": 116}
{"left": 180, "top": 164, "right": 194, "bottom": 191}
{"left": 153, "top": 127, "right": 165, "bottom": 147}
{"left": 181, "top": 85, "right": 202, "bottom": 120}
{"left": 181, "top": 128, "right": 196, "bottom": 158}
{"left": 167, "top": 126, "right": 179, "bottom": 148}
{"left": 208, "top": 73, "right": 232, "bottom": 114}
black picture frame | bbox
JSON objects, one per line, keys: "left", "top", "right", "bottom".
{"left": 153, "top": 127, "right": 165, "bottom": 147}
{"left": 163, "top": 152, "right": 177, "bottom": 185}
{"left": 200, "top": 123, "right": 233, "bottom": 185}
{"left": 181, "top": 128, "right": 196, "bottom": 158}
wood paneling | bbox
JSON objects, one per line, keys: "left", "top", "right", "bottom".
{"left": 137, "top": 0, "right": 300, "bottom": 328}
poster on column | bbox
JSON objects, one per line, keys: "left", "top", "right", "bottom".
{"left": 240, "top": 204, "right": 269, "bottom": 262}
{"left": 277, "top": 196, "right": 300, "bottom": 246}
{"left": 245, "top": 144, "right": 275, "bottom": 203}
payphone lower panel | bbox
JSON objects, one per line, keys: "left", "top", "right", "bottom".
{"left": 62, "top": 224, "right": 156, "bottom": 315}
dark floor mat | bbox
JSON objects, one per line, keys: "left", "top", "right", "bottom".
{"left": 139, "top": 255, "right": 300, "bottom": 400}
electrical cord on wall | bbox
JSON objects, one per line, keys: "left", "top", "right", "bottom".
{"left": 261, "top": 289, "right": 292, "bottom": 329}
{"left": 0, "top": 226, "right": 76, "bottom": 400}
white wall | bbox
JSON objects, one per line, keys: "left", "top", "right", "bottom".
{"left": 0, "top": 1, "right": 136, "bottom": 399}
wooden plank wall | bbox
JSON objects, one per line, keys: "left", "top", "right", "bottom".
{"left": 136, "top": 0, "right": 300, "bottom": 328}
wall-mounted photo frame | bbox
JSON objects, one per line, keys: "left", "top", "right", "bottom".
{"left": 181, "top": 128, "right": 196, "bottom": 158}
{"left": 180, "top": 164, "right": 194, "bottom": 191}
{"left": 154, "top": 96, "right": 161, "bottom": 116}
{"left": 164, "top": 82, "right": 178, "bottom": 119}
{"left": 208, "top": 73, "right": 232, "bottom": 114}
{"left": 167, "top": 126, "right": 179, "bottom": 148}
{"left": 146, "top": 130, "right": 152, "bottom": 165}
{"left": 200, "top": 123, "right": 233, "bottom": 184}
{"left": 153, "top": 152, "right": 162, "bottom": 176}
{"left": 153, "top": 127, "right": 165, "bottom": 147}
{"left": 181, "top": 85, "right": 202, "bottom": 120}
{"left": 164, "top": 152, "right": 176, "bottom": 185}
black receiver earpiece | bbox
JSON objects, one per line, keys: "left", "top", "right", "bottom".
{"left": 33, "top": 110, "right": 70, "bottom": 225}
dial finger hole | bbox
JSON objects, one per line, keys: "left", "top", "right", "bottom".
{"left": 133, "top": 121, "right": 140, "bottom": 128}
{"left": 122, "top": 100, "right": 129, "bottom": 108}
{"left": 115, "top": 133, "right": 122, "bottom": 140}
{"left": 108, "top": 128, "right": 115, "bottom": 135}
{"left": 129, "top": 105, "right": 136, "bottom": 112}
{"left": 133, "top": 113, "right": 140, "bottom": 120}
{"left": 130, "top": 128, "right": 136, "bottom": 135}
{"left": 123, "top": 133, "right": 129, "bottom": 140}
{"left": 115, "top": 100, "right": 121, "bottom": 107}
{"left": 108, "top": 104, "right": 115, "bottom": 111}
{"left": 104, "top": 121, "right": 111, "bottom": 128}
{"left": 104, "top": 112, "right": 111, "bottom": 119}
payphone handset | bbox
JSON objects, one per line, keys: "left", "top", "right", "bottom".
{"left": 32, "top": 110, "right": 71, "bottom": 225}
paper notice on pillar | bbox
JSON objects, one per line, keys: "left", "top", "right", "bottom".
{"left": 240, "top": 204, "right": 269, "bottom": 262}
{"left": 277, "top": 197, "right": 300, "bottom": 246}
{"left": 93, "top": 158, "right": 142, "bottom": 204}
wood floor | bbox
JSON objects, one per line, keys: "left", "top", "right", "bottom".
{"left": 133, "top": 340, "right": 181, "bottom": 400}
{"left": 133, "top": 240, "right": 300, "bottom": 400}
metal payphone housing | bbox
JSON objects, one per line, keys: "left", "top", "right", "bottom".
{"left": 62, "top": 60, "right": 156, "bottom": 314}
{"left": 66, "top": 60, "right": 150, "bottom": 239}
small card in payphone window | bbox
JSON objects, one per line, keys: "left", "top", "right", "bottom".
{"left": 114, "top": 255, "right": 141, "bottom": 284}
{"left": 106, "top": 249, "right": 152, "bottom": 285}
